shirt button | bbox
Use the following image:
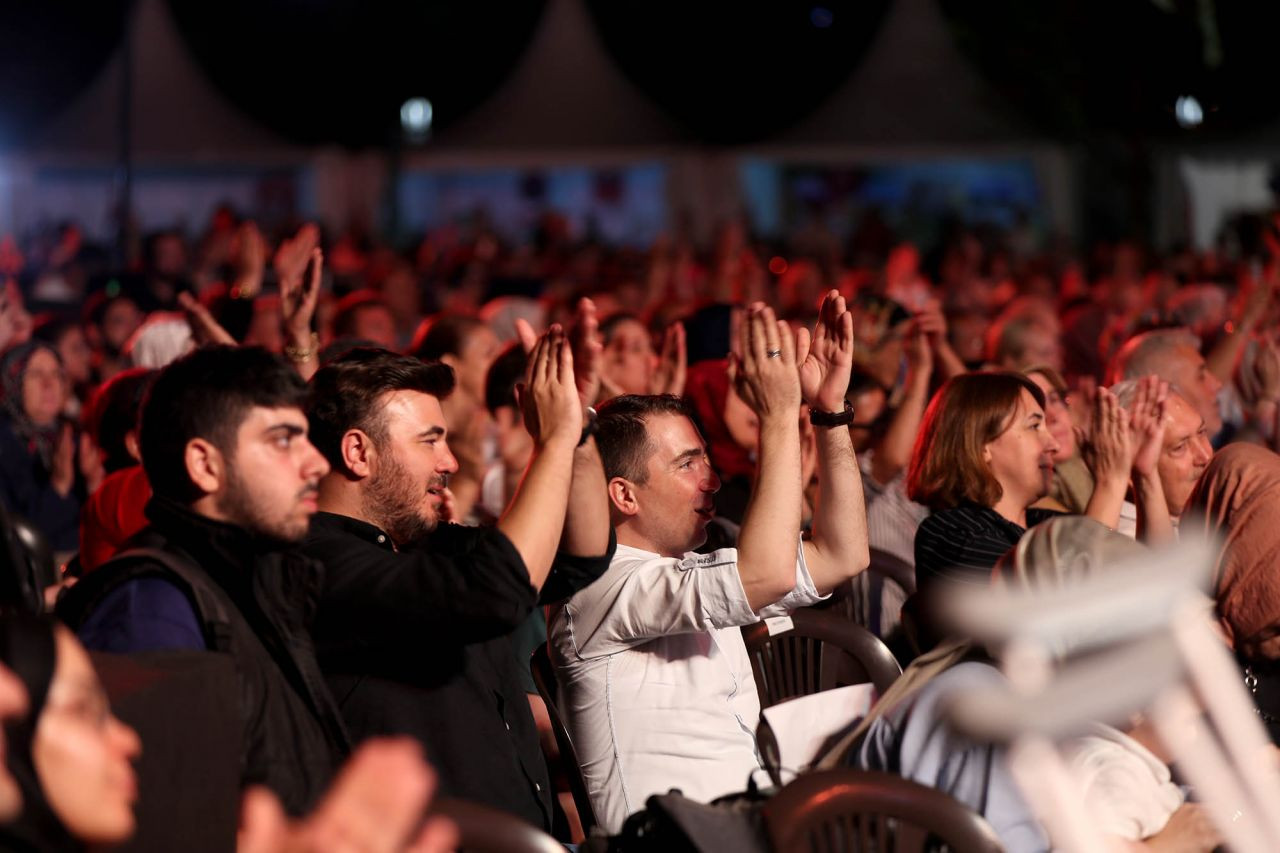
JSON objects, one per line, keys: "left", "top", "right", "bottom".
{"left": 376, "top": 534, "right": 386, "bottom": 544}
{"left": 535, "top": 782, "right": 542, "bottom": 792}
{"left": 505, "top": 721, "right": 511, "bottom": 731}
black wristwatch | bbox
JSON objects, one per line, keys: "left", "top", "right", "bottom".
{"left": 578, "top": 406, "right": 598, "bottom": 447}
{"left": 809, "top": 400, "right": 855, "bottom": 427}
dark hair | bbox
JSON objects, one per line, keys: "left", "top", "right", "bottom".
{"left": 82, "top": 367, "right": 155, "bottom": 474}
{"left": 595, "top": 394, "right": 695, "bottom": 484}
{"left": 307, "top": 347, "right": 455, "bottom": 474}
{"left": 329, "top": 290, "right": 391, "bottom": 341}
{"left": 484, "top": 342, "right": 526, "bottom": 415}
{"left": 907, "top": 372, "right": 1046, "bottom": 511}
{"left": 82, "top": 286, "right": 141, "bottom": 329}
{"left": 408, "top": 314, "right": 485, "bottom": 362}
{"left": 140, "top": 346, "right": 308, "bottom": 502}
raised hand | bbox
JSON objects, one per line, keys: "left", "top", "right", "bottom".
{"left": 50, "top": 423, "right": 75, "bottom": 498}
{"left": 567, "top": 297, "right": 604, "bottom": 407}
{"left": 281, "top": 247, "right": 323, "bottom": 342}
{"left": 273, "top": 223, "right": 320, "bottom": 292}
{"left": 651, "top": 321, "right": 687, "bottom": 396}
{"left": 796, "top": 289, "right": 855, "bottom": 413}
{"left": 1079, "top": 386, "right": 1133, "bottom": 485}
{"left": 905, "top": 315, "right": 933, "bottom": 377}
{"left": 517, "top": 325, "right": 582, "bottom": 447}
{"left": 728, "top": 302, "right": 802, "bottom": 421}
{"left": 1128, "top": 376, "right": 1169, "bottom": 480}
{"left": 232, "top": 222, "right": 266, "bottom": 300}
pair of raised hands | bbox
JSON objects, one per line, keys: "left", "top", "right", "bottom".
{"left": 1077, "top": 375, "right": 1169, "bottom": 484}
{"left": 728, "top": 290, "right": 855, "bottom": 422}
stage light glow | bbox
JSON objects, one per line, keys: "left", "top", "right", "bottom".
{"left": 1175, "top": 95, "right": 1203, "bottom": 129}
{"left": 400, "top": 97, "right": 434, "bottom": 135}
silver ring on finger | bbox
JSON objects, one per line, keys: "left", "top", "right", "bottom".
{"left": 766, "top": 349, "right": 782, "bottom": 359}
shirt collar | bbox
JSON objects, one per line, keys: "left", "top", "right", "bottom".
{"left": 311, "top": 511, "right": 397, "bottom": 551}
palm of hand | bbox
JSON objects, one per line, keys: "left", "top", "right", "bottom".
{"left": 800, "top": 340, "right": 851, "bottom": 411}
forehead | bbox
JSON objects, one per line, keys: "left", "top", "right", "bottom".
{"left": 380, "top": 389, "right": 446, "bottom": 432}
{"left": 25, "top": 349, "right": 58, "bottom": 371}
{"left": 644, "top": 412, "right": 704, "bottom": 456}
{"left": 238, "top": 405, "right": 308, "bottom": 434}
{"left": 608, "top": 319, "right": 648, "bottom": 342}
{"left": 1163, "top": 395, "right": 1201, "bottom": 437}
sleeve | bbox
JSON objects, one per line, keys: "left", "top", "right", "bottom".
{"left": 311, "top": 524, "right": 539, "bottom": 652}
{"left": 561, "top": 546, "right": 760, "bottom": 659}
{"left": 76, "top": 577, "right": 207, "bottom": 653}
{"left": 758, "top": 538, "right": 828, "bottom": 617}
{"left": 538, "top": 527, "right": 617, "bottom": 605}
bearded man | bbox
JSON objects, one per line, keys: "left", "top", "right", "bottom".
{"left": 302, "top": 333, "right": 612, "bottom": 832}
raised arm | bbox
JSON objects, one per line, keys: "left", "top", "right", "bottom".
{"left": 868, "top": 317, "right": 933, "bottom": 485}
{"left": 798, "top": 290, "right": 871, "bottom": 594}
{"left": 499, "top": 326, "right": 582, "bottom": 591}
{"left": 730, "top": 304, "right": 805, "bottom": 611}
{"left": 562, "top": 299, "right": 612, "bottom": 558}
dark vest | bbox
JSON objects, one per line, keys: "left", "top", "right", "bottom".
{"left": 57, "top": 502, "right": 349, "bottom": 815}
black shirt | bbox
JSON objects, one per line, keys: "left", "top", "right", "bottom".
{"left": 303, "top": 512, "right": 613, "bottom": 831}
{"left": 914, "top": 502, "right": 1059, "bottom": 594}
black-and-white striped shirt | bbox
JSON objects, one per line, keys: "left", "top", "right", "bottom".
{"left": 914, "top": 502, "right": 1059, "bottom": 594}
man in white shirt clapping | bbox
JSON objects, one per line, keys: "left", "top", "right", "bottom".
{"left": 549, "top": 293, "right": 871, "bottom": 832}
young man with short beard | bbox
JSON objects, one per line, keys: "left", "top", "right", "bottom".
{"left": 301, "top": 325, "right": 613, "bottom": 833}
{"left": 58, "top": 345, "right": 348, "bottom": 815}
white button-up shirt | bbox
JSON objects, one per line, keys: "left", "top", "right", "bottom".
{"left": 548, "top": 540, "right": 825, "bottom": 832}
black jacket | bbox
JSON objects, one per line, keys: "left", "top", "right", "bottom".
{"left": 58, "top": 498, "right": 349, "bottom": 815}
{"left": 304, "top": 512, "right": 612, "bottom": 831}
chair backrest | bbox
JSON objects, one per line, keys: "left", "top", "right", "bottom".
{"left": 742, "top": 607, "right": 902, "bottom": 709}
{"left": 761, "top": 769, "right": 1005, "bottom": 853}
{"left": 431, "top": 797, "right": 565, "bottom": 853}
{"left": 822, "top": 549, "right": 917, "bottom": 636}
{"left": 529, "top": 643, "right": 597, "bottom": 834}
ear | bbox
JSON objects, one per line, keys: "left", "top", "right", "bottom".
{"left": 184, "top": 438, "right": 223, "bottom": 496}
{"left": 124, "top": 429, "right": 142, "bottom": 463}
{"left": 982, "top": 443, "right": 993, "bottom": 464}
{"left": 341, "top": 429, "right": 376, "bottom": 479}
{"left": 440, "top": 353, "right": 460, "bottom": 372}
{"left": 607, "top": 477, "right": 640, "bottom": 517}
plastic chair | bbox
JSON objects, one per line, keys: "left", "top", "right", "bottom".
{"left": 761, "top": 769, "right": 1005, "bottom": 853}
{"left": 529, "top": 643, "right": 598, "bottom": 834}
{"left": 430, "top": 797, "right": 565, "bottom": 853}
{"left": 742, "top": 607, "right": 902, "bottom": 709}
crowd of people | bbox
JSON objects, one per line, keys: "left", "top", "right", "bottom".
{"left": 0, "top": 203, "right": 1277, "bottom": 851}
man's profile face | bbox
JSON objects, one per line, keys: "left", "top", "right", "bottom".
{"left": 217, "top": 406, "right": 329, "bottom": 542}
{"left": 630, "top": 413, "right": 721, "bottom": 557}
{"left": 364, "top": 390, "right": 459, "bottom": 545}
{"left": 1158, "top": 394, "right": 1213, "bottom": 516}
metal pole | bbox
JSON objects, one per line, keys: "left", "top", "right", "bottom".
{"left": 115, "top": 0, "right": 135, "bottom": 267}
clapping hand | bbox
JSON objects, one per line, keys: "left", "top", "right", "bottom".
{"left": 796, "top": 290, "right": 855, "bottom": 413}
{"left": 728, "top": 303, "right": 802, "bottom": 421}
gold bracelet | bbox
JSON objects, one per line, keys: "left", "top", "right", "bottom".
{"left": 283, "top": 331, "right": 320, "bottom": 363}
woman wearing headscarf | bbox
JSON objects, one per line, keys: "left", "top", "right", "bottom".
{"left": 0, "top": 613, "right": 140, "bottom": 851}
{"left": 1185, "top": 442, "right": 1280, "bottom": 742}
{"left": 0, "top": 342, "right": 80, "bottom": 553}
